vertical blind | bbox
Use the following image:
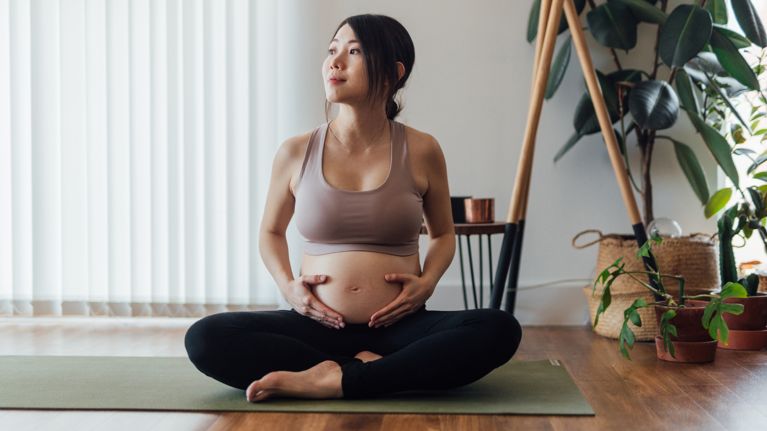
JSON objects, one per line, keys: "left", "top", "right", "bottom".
{"left": 0, "top": 0, "right": 284, "bottom": 317}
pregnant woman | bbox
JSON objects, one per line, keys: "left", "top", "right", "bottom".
{"left": 185, "top": 13, "right": 522, "bottom": 402}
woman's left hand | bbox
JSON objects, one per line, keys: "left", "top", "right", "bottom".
{"left": 369, "top": 273, "right": 435, "bottom": 328}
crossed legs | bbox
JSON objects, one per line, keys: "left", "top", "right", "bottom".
{"left": 184, "top": 307, "right": 522, "bottom": 400}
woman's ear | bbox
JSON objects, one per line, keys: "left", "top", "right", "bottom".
{"left": 384, "top": 62, "right": 406, "bottom": 91}
{"left": 396, "top": 62, "right": 405, "bottom": 81}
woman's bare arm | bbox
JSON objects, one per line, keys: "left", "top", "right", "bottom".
{"left": 419, "top": 136, "right": 456, "bottom": 291}
{"left": 258, "top": 137, "right": 303, "bottom": 292}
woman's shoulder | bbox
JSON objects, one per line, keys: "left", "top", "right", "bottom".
{"left": 280, "top": 126, "right": 324, "bottom": 195}
{"left": 279, "top": 125, "right": 323, "bottom": 162}
{"left": 400, "top": 122, "right": 442, "bottom": 160}
{"left": 398, "top": 122, "right": 446, "bottom": 196}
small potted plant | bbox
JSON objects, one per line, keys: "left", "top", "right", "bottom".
{"left": 713, "top": 197, "right": 767, "bottom": 350}
{"left": 592, "top": 233, "right": 746, "bottom": 362}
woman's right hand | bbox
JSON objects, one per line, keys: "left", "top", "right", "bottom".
{"left": 284, "top": 274, "right": 346, "bottom": 329}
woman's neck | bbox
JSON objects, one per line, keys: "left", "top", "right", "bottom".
{"left": 330, "top": 105, "right": 390, "bottom": 152}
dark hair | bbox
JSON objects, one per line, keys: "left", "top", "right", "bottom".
{"left": 324, "top": 14, "right": 415, "bottom": 121}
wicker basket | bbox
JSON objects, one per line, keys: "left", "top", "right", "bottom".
{"left": 574, "top": 230, "right": 719, "bottom": 341}
{"left": 582, "top": 286, "right": 659, "bottom": 340}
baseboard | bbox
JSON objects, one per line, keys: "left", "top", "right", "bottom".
{"left": 426, "top": 280, "right": 591, "bottom": 326}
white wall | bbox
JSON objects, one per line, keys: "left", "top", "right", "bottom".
{"left": 275, "top": 0, "right": 718, "bottom": 325}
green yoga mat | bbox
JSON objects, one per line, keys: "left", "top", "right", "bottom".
{"left": 0, "top": 356, "right": 593, "bottom": 415}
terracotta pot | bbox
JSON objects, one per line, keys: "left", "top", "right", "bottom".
{"left": 654, "top": 300, "right": 712, "bottom": 342}
{"left": 722, "top": 292, "right": 767, "bottom": 330}
{"left": 655, "top": 336, "right": 717, "bottom": 363}
{"left": 717, "top": 329, "right": 767, "bottom": 351}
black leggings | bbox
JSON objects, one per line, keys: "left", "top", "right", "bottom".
{"left": 184, "top": 305, "right": 523, "bottom": 399}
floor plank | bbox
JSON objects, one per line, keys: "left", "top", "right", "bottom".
{"left": 0, "top": 317, "right": 765, "bottom": 430}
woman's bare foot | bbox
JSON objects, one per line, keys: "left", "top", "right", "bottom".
{"left": 354, "top": 350, "right": 383, "bottom": 363}
{"left": 245, "top": 360, "right": 343, "bottom": 403}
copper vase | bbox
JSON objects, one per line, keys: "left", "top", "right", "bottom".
{"left": 464, "top": 198, "right": 494, "bottom": 223}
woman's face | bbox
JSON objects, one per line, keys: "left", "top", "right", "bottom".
{"left": 323, "top": 24, "right": 369, "bottom": 105}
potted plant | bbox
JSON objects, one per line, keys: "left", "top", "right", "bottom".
{"left": 707, "top": 196, "right": 767, "bottom": 350}
{"left": 699, "top": 40, "right": 767, "bottom": 249}
{"left": 545, "top": 1, "right": 764, "bottom": 341}
{"left": 577, "top": 228, "right": 720, "bottom": 341}
{"left": 529, "top": 0, "right": 766, "bottom": 226}
{"left": 592, "top": 233, "right": 746, "bottom": 362}
{"left": 698, "top": 46, "right": 767, "bottom": 350}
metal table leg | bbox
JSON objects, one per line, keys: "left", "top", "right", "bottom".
{"left": 465, "top": 235, "right": 479, "bottom": 309}
{"left": 457, "top": 236, "right": 468, "bottom": 310}
{"left": 479, "top": 235, "right": 484, "bottom": 308}
{"left": 487, "top": 234, "right": 494, "bottom": 309}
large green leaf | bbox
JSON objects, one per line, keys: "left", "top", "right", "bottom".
{"left": 628, "top": 80, "right": 679, "bottom": 130}
{"left": 545, "top": 36, "right": 572, "bottom": 100}
{"left": 671, "top": 139, "right": 710, "bottom": 205}
{"left": 587, "top": 2, "right": 638, "bottom": 50}
{"left": 527, "top": 0, "right": 587, "bottom": 43}
{"left": 731, "top": 0, "right": 767, "bottom": 48}
{"left": 710, "top": 27, "right": 760, "bottom": 91}
{"left": 705, "top": 0, "right": 728, "bottom": 25}
{"left": 714, "top": 25, "right": 752, "bottom": 49}
{"left": 659, "top": 5, "right": 713, "bottom": 67}
{"left": 706, "top": 188, "right": 733, "bottom": 218}
{"left": 611, "top": 0, "right": 666, "bottom": 24}
{"left": 674, "top": 69, "right": 699, "bottom": 114}
{"left": 687, "top": 110, "right": 739, "bottom": 188}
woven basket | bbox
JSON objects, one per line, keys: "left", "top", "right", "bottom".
{"left": 574, "top": 230, "right": 719, "bottom": 341}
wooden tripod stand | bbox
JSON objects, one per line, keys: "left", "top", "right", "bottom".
{"left": 489, "top": 0, "right": 661, "bottom": 312}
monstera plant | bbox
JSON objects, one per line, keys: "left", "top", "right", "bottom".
{"left": 531, "top": 0, "right": 766, "bottom": 226}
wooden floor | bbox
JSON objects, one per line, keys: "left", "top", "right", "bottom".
{"left": 0, "top": 317, "right": 765, "bottom": 431}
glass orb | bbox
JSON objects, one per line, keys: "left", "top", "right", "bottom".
{"left": 647, "top": 217, "right": 682, "bottom": 238}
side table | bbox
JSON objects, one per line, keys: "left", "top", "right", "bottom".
{"left": 420, "top": 222, "right": 506, "bottom": 310}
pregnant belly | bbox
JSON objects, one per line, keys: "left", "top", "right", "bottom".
{"left": 301, "top": 251, "right": 422, "bottom": 324}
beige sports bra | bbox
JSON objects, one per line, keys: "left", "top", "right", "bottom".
{"left": 293, "top": 120, "right": 424, "bottom": 256}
